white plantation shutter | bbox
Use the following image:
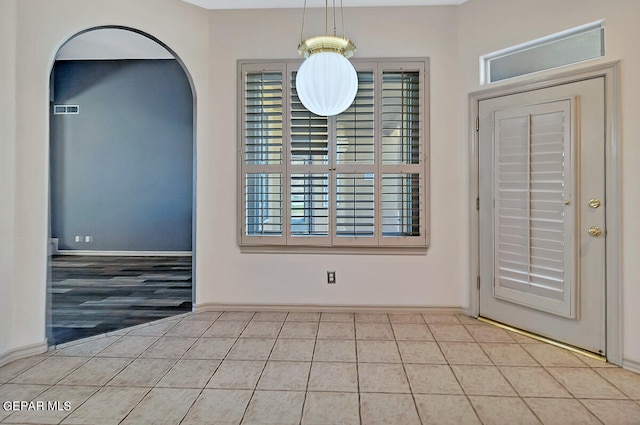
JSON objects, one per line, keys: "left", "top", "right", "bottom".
{"left": 240, "top": 64, "right": 286, "bottom": 244}
{"left": 493, "top": 100, "right": 575, "bottom": 317}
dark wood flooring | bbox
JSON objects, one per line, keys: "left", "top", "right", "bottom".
{"left": 48, "top": 255, "right": 192, "bottom": 345}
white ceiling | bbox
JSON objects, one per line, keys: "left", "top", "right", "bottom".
{"left": 181, "top": 0, "right": 467, "bottom": 9}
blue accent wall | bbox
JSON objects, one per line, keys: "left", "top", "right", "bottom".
{"left": 50, "top": 59, "right": 193, "bottom": 251}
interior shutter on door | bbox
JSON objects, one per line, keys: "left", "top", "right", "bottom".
{"left": 493, "top": 99, "right": 576, "bottom": 318}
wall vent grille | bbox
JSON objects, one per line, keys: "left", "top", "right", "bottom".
{"left": 54, "top": 105, "right": 79, "bottom": 115}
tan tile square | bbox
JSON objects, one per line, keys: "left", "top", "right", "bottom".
{"left": 308, "top": 362, "right": 358, "bottom": 392}
{"left": 355, "top": 313, "right": 389, "bottom": 323}
{"left": 451, "top": 365, "right": 516, "bottom": 396}
{"left": 96, "top": 336, "right": 159, "bottom": 358}
{"left": 317, "top": 322, "right": 355, "bottom": 339}
{"left": 285, "top": 312, "right": 321, "bottom": 322}
{"left": 279, "top": 321, "right": 319, "bottom": 339}
{"left": 524, "top": 398, "right": 601, "bottom": 425}
{"left": 120, "top": 387, "right": 200, "bottom": 425}
{"left": 397, "top": 341, "right": 446, "bottom": 364}
{"left": 392, "top": 323, "right": 433, "bottom": 341}
{"left": 252, "top": 311, "right": 287, "bottom": 322}
{"left": 357, "top": 340, "right": 401, "bottom": 363}
{"left": 242, "top": 390, "right": 305, "bottom": 425}
{"left": 500, "top": 366, "right": 571, "bottom": 397}
{"left": 469, "top": 396, "right": 541, "bottom": 425}
{"left": 302, "top": 392, "right": 360, "bottom": 425}
{"left": 206, "top": 360, "right": 265, "bottom": 389}
{"left": 0, "top": 356, "right": 48, "bottom": 383}
{"left": 429, "top": 324, "right": 474, "bottom": 342}
{"left": 439, "top": 342, "right": 492, "bottom": 365}
{"left": 2, "top": 385, "right": 97, "bottom": 425}
{"left": 58, "top": 357, "right": 131, "bottom": 386}
{"left": 164, "top": 320, "right": 212, "bottom": 338}
{"left": 182, "top": 389, "right": 252, "bottom": 424}
{"left": 269, "top": 338, "right": 315, "bottom": 361}
{"left": 522, "top": 344, "right": 588, "bottom": 367}
{"left": 389, "top": 313, "right": 425, "bottom": 324}
{"left": 183, "top": 337, "right": 236, "bottom": 359}
{"left": 217, "top": 311, "right": 255, "bottom": 321}
{"left": 226, "top": 338, "right": 275, "bottom": 360}
{"left": 313, "top": 339, "right": 357, "bottom": 362}
{"left": 156, "top": 359, "right": 221, "bottom": 388}
{"left": 422, "top": 314, "right": 461, "bottom": 324}
{"left": 581, "top": 399, "right": 640, "bottom": 425}
{"left": 202, "top": 320, "right": 247, "bottom": 338}
{"left": 355, "top": 323, "right": 394, "bottom": 340}
{"left": 257, "top": 361, "right": 310, "bottom": 391}
{"left": 480, "top": 342, "right": 538, "bottom": 366}
{"left": 55, "top": 336, "right": 121, "bottom": 357}
{"left": 414, "top": 394, "right": 482, "bottom": 425}
{"left": 320, "top": 312, "right": 354, "bottom": 322}
{"left": 405, "top": 364, "right": 463, "bottom": 394}
{"left": 547, "top": 367, "right": 626, "bottom": 398}
{"left": 358, "top": 363, "right": 410, "bottom": 393}
{"left": 107, "top": 358, "right": 175, "bottom": 387}
{"left": 182, "top": 311, "right": 222, "bottom": 321}
{"left": 240, "top": 320, "right": 283, "bottom": 338}
{"left": 596, "top": 367, "right": 640, "bottom": 399}
{"left": 10, "top": 356, "right": 89, "bottom": 385}
{"left": 466, "top": 324, "right": 516, "bottom": 342}
{"left": 139, "top": 336, "right": 197, "bottom": 359}
{"left": 127, "top": 320, "right": 179, "bottom": 336}
{"left": 61, "top": 386, "right": 150, "bottom": 425}
{"left": 0, "top": 384, "right": 49, "bottom": 421}
{"left": 360, "top": 393, "right": 421, "bottom": 425}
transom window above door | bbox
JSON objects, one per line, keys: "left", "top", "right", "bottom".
{"left": 238, "top": 59, "right": 430, "bottom": 252}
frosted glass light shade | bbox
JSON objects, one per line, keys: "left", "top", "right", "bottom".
{"left": 295, "top": 51, "right": 358, "bottom": 117}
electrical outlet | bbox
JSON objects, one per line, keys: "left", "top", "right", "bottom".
{"left": 75, "top": 236, "right": 81, "bottom": 242}
{"left": 85, "top": 236, "right": 92, "bottom": 242}
{"left": 327, "top": 271, "right": 336, "bottom": 284}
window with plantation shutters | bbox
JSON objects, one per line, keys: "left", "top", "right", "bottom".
{"left": 239, "top": 59, "right": 429, "bottom": 251}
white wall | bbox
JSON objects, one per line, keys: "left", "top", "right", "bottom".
{"left": 0, "top": 0, "right": 18, "bottom": 359}
{"left": 457, "top": 0, "right": 640, "bottom": 365}
{"left": 203, "top": 7, "right": 466, "bottom": 309}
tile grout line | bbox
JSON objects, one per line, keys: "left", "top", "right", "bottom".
{"left": 388, "top": 314, "right": 425, "bottom": 425}
{"left": 428, "top": 315, "right": 486, "bottom": 425}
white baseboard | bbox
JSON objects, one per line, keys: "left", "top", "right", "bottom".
{"left": 622, "top": 358, "right": 640, "bottom": 374}
{"left": 195, "top": 303, "right": 465, "bottom": 315}
{"left": 0, "top": 341, "right": 49, "bottom": 368}
{"left": 56, "top": 250, "right": 192, "bottom": 257}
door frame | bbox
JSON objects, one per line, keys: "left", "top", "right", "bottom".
{"left": 467, "top": 61, "right": 622, "bottom": 365}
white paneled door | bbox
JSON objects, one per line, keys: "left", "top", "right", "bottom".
{"left": 479, "top": 77, "right": 606, "bottom": 355}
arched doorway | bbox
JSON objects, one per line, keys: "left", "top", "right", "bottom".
{"left": 47, "top": 27, "right": 196, "bottom": 345}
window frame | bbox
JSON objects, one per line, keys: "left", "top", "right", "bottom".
{"left": 237, "top": 58, "right": 430, "bottom": 253}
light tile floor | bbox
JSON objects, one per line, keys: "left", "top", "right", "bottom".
{"left": 1, "top": 311, "right": 640, "bottom": 424}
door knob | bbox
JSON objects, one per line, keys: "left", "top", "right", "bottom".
{"left": 588, "top": 226, "right": 602, "bottom": 237}
{"left": 588, "top": 198, "right": 601, "bottom": 208}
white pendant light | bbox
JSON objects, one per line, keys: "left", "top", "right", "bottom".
{"left": 297, "top": 1, "right": 357, "bottom": 117}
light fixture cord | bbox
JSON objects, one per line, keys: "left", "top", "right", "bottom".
{"left": 340, "top": 0, "right": 345, "bottom": 38}
{"left": 333, "top": 0, "right": 337, "bottom": 36}
{"left": 325, "top": 0, "right": 329, "bottom": 36}
{"left": 300, "top": 0, "right": 307, "bottom": 43}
